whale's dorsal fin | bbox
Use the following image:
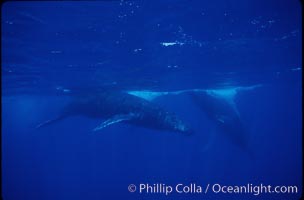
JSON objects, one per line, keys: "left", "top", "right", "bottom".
{"left": 93, "top": 113, "right": 140, "bottom": 132}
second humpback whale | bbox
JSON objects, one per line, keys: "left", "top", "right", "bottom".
{"left": 36, "top": 90, "right": 193, "bottom": 134}
{"left": 126, "top": 85, "right": 262, "bottom": 152}
{"left": 189, "top": 90, "right": 248, "bottom": 149}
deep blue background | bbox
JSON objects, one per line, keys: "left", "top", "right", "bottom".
{"left": 1, "top": 0, "right": 302, "bottom": 199}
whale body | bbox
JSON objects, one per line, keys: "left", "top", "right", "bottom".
{"left": 189, "top": 90, "right": 248, "bottom": 149}
{"left": 36, "top": 90, "right": 193, "bottom": 134}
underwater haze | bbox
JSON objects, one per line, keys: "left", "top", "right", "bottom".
{"left": 1, "top": 0, "right": 302, "bottom": 200}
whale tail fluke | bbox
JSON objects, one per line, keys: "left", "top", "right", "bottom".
{"left": 36, "top": 115, "right": 66, "bottom": 129}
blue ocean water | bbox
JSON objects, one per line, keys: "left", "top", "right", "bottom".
{"left": 1, "top": 1, "right": 302, "bottom": 200}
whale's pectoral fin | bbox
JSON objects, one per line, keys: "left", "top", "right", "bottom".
{"left": 93, "top": 113, "right": 139, "bottom": 132}
{"left": 127, "top": 84, "right": 263, "bottom": 101}
{"left": 36, "top": 115, "right": 66, "bottom": 129}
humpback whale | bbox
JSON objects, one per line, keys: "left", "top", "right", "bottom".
{"left": 36, "top": 90, "right": 193, "bottom": 134}
{"left": 126, "top": 85, "right": 262, "bottom": 152}
{"left": 189, "top": 90, "right": 248, "bottom": 149}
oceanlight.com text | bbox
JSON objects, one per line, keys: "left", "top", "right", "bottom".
{"left": 128, "top": 183, "right": 299, "bottom": 196}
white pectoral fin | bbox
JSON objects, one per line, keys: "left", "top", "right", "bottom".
{"left": 127, "top": 85, "right": 262, "bottom": 102}
{"left": 93, "top": 113, "right": 139, "bottom": 132}
{"left": 36, "top": 115, "right": 66, "bottom": 129}
{"left": 126, "top": 89, "right": 205, "bottom": 101}
{"left": 126, "top": 90, "right": 169, "bottom": 101}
